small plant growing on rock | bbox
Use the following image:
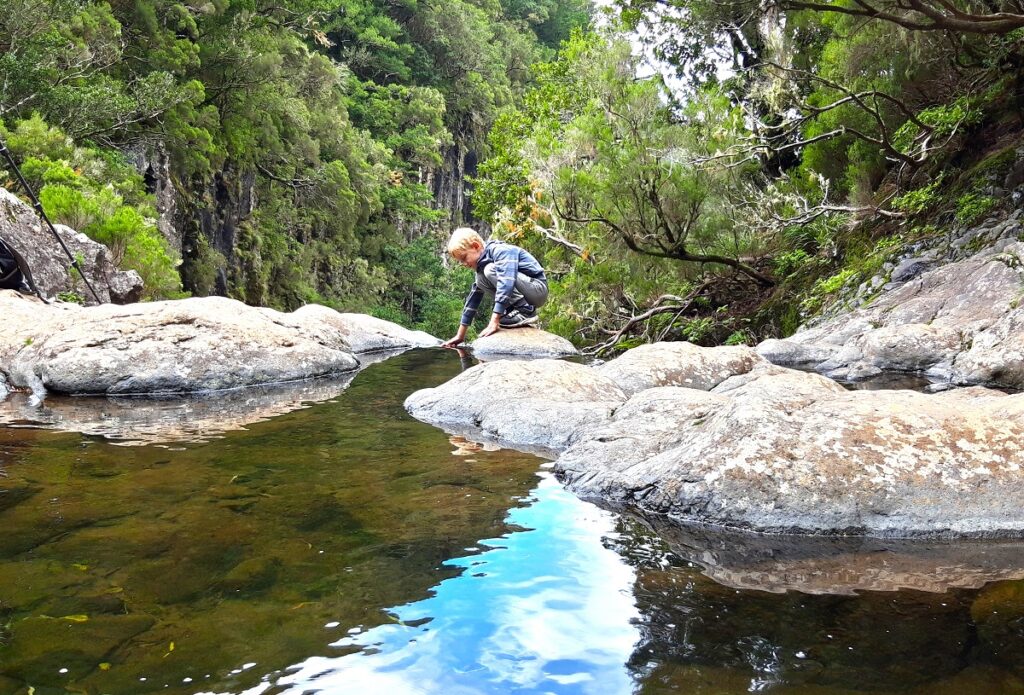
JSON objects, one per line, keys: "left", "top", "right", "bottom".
{"left": 955, "top": 192, "right": 998, "bottom": 226}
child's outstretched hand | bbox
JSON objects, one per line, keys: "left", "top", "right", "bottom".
{"left": 442, "top": 324, "right": 469, "bottom": 348}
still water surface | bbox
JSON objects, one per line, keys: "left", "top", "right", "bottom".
{"left": 1, "top": 350, "right": 1023, "bottom": 694}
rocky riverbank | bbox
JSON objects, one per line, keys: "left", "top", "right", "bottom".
{"left": 759, "top": 214, "right": 1024, "bottom": 389}
{"left": 406, "top": 344, "right": 1024, "bottom": 538}
{"left": 0, "top": 291, "right": 438, "bottom": 399}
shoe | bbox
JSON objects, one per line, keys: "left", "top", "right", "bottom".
{"left": 499, "top": 305, "right": 538, "bottom": 328}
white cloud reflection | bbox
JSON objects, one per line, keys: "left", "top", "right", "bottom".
{"left": 235, "top": 472, "right": 640, "bottom": 695}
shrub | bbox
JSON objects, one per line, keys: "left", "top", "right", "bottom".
{"left": 4, "top": 115, "right": 182, "bottom": 299}
{"left": 955, "top": 192, "right": 998, "bottom": 226}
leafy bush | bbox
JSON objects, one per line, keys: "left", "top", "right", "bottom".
{"left": 892, "top": 179, "right": 943, "bottom": 215}
{"left": 955, "top": 192, "right": 998, "bottom": 226}
{"left": 2, "top": 115, "right": 182, "bottom": 299}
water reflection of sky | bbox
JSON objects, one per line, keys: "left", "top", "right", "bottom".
{"left": 226, "top": 469, "right": 640, "bottom": 695}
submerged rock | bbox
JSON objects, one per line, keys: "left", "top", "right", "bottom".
{"left": 404, "top": 358, "right": 626, "bottom": 452}
{"left": 0, "top": 188, "right": 143, "bottom": 304}
{"left": 470, "top": 327, "right": 578, "bottom": 358}
{"left": 758, "top": 241, "right": 1024, "bottom": 388}
{"left": 0, "top": 292, "right": 438, "bottom": 397}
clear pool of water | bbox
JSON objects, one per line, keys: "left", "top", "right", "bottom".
{"left": 1, "top": 349, "right": 1024, "bottom": 695}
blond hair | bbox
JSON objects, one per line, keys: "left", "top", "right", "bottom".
{"left": 446, "top": 227, "right": 484, "bottom": 256}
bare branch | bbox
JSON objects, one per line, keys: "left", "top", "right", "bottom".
{"left": 779, "top": 0, "right": 1024, "bottom": 33}
{"left": 583, "top": 282, "right": 714, "bottom": 356}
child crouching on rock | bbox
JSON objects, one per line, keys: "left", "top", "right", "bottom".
{"left": 441, "top": 227, "right": 548, "bottom": 348}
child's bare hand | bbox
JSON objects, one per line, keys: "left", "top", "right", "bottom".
{"left": 441, "top": 336, "right": 464, "bottom": 348}
{"left": 479, "top": 315, "right": 501, "bottom": 338}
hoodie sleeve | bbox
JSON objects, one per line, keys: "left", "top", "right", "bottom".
{"left": 460, "top": 280, "right": 484, "bottom": 326}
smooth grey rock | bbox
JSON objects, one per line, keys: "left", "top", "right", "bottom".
{"left": 2, "top": 296, "right": 357, "bottom": 395}
{"left": 890, "top": 257, "right": 930, "bottom": 283}
{"left": 287, "top": 305, "right": 440, "bottom": 353}
{"left": 0, "top": 293, "right": 435, "bottom": 397}
{"left": 756, "top": 339, "right": 836, "bottom": 369}
{"left": 952, "top": 306, "right": 1024, "bottom": 387}
{"left": 860, "top": 324, "right": 962, "bottom": 371}
{"left": 404, "top": 359, "right": 626, "bottom": 452}
{"left": 470, "top": 328, "right": 578, "bottom": 358}
{"left": 757, "top": 241, "right": 1024, "bottom": 387}
{"left": 0, "top": 188, "right": 144, "bottom": 304}
{"left": 555, "top": 374, "right": 1024, "bottom": 537}
{"left": 598, "top": 342, "right": 763, "bottom": 396}
{"left": 106, "top": 268, "right": 145, "bottom": 304}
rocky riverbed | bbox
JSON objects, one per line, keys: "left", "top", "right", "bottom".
{"left": 6, "top": 173, "right": 1024, "bottom": 539}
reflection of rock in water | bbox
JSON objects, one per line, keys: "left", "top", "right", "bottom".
{"left": 610, "top": 515, "right": 1024, "bottom": 693}
{"left": 635, "top": 515, "right": 1024, "bottom": 595}
{"left": 0, "top": 349, "right": 407, "bottom": 446}
{"left": 0, "top": 369, "right": 375, "bottom": 446}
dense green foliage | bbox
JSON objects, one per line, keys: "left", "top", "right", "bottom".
{"left": 3, "top": 0, "right": 1022, "bottom": 351}
{"left": 0, "top": 115, "right": 183, "bottom": 298}
{"left": 472, "top": 3, "right": 1024, "bottom": 350}
{"left": 0, "top": 0, "right": 589, "bottom": 326}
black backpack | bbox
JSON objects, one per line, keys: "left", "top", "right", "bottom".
{"left": 0, "top": 236, "right": 44, "bottom": 299}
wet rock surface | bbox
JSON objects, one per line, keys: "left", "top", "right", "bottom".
{"left": 470, "top": 327, "right": 578, "bottom": 358}
{"left": 0, "top": 188, "right": 144, "bottom": 304}
{"left": 758, "top": 237, "right": 1024, "bottom": 389}
{"left": 635, "top": 516, "right": 1024, "bottom": 594}
{"left": 0, "top": 292, "right": 438, "bottom": 397}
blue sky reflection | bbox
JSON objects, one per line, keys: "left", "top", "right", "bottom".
{"left": 265, "top": 470, "right": 641, "bottom": 694}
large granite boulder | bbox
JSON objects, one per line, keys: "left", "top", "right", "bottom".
{"left": 758, "top": 241, "right": 1024, "bottom": 387}
{"left": 0, "top": 188, "right": 144, "bottom": 304}
{"left": 286, "top": 305, "right": 440, "bottom": 353}
{"left": 0, "top": 292, "right": 439, "bottom": 397}
{"left": 406, "top": 339, "right": 1024, "bottom": 537}
{"left": 598, "top": 342, "right": 764, "bottom": 396}
{"left": 2, "top": 295, "right": 358, "bottom": 395}
{"left": 555, "top": 367, "right": 1024, "bottom": 537}
{"left": 469, "top": 327, "right": 578, "bottom": 358}
{"left": 404, "top": 359, "right": 626, "bottom": 453}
